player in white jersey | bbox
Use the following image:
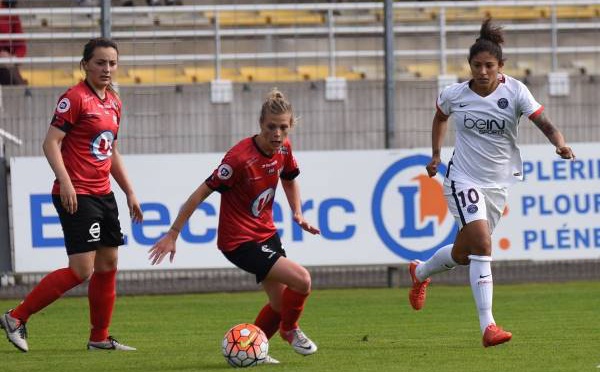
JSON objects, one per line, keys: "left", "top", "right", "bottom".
{"left": 407, "top": 19, "right": 575, "bottom": 347}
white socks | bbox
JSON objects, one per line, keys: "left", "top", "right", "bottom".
{"left": 415, "top": 244, "right": 457, "bottom": 282}
{"left": 468, "top": 254, "right": 495, "bottom": 334}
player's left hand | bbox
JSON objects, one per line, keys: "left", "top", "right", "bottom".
{"left": 293, "top": 214, "right": 320, "bottom": 235}
{"left": 556, "top": 146, "right": 575, "bottom": 160}
{"left": 127, "top": 193, "right": 143, "bottom": 223}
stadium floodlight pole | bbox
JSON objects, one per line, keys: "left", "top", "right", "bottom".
{"left": 383, "top": 0, "right": 395, "bottom": 149}
{"left": 100, "top": 0, "right": 111, "bottom": 39}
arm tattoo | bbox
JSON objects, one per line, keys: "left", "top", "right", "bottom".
{"left": 532, "top": 112, "right": 557, "bottom": 137}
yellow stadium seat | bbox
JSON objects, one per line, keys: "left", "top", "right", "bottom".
{"left": 297, "top": 65, "right": 330, "bottom": 81}
{"left": 183, "top": 67, "right": 241, "bottom": 83}
{"left": 258, "top": 10, "right": 324, "bottom": 25}
{"left": 407, "top": 63, "right": 439, "bottom": 79}
{"left": 371, "top": 9, "right": 434, "bottom": 23}
{"left": 21, "top": 69, "right": 76, "bottom": 87}
{"left": 433, "top": 7, "right": 485, "bottom": 22}
{"left": 204, "top": 11, "right": 267, "bottom": 27}
{"left": 239, "top": 66, "right": 302, "bottom": 82}
{"left": 537, "top": 6, "right": 599, "bottom": 19}
{"left": 127, "top": 67, "right": 192, "bottom": 85}
{"left": 296, "top": 65, "right": 365, "bottom": 81}
{"left": 481, "top": 6, "right": 545, "bottom": 20}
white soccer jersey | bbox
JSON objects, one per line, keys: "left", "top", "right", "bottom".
{"left": 437, "top": 74, "right": 543, "bottom": 187}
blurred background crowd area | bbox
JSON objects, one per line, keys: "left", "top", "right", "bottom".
{"left": 2, "top": 0, "right": 599, "bottom": 86}
{"left": 0, "top": 1, "right": 599, "bottom": 155}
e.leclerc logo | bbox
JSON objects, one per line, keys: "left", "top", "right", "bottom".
{"left": 372, "top": 154, "right": 458, "bottom": 261}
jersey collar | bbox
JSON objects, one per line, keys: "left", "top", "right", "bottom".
{"left": 83, "top": 79, "right": 108, "bottom": 102}
{"left": 252, "top": 135, "right": 274, "bottom": 158}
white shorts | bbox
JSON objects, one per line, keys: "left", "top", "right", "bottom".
{"left": 443, "top": 179, "right": 508, "bottom": 233}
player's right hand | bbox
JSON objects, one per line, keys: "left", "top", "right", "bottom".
{"left": 60, "top": 181, "right": 78, "bottom": 214}
{"left": 148, "top": 234, "right": 177, "bottom": 265}
{"left": 426, "top": 157, "right": 441, "bottom": 177}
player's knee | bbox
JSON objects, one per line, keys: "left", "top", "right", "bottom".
{"left": 288, "top": 267, "right": 311, "bottom": 294}
{"left": 71, "top": 265, "right": 93, "bottom": 281}
{"left": 294, "top": 267, "right": 311, "bottom": 294}
{"left": 470, "top": 240, "right": 492, "bottom": 256}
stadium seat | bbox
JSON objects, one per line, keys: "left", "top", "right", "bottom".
{"left": 481, "top": 6, "right": 545, "bottom": 20}
{"left": 296, "top": 65, "right": 365, "bottom": 81}
{"left": 371, "top": 9, "right": 434, "bottom": 23}
{"left": 204, "top": 11, "right": 267, "bottom": 27}
{"left": 538, "top": 6, "right": 599, "bottom": 19}
{"left": 127, "top": 67, "right": 192, "bottom": 85}
{"left": 297, "top": 65, "right": 330, "bottom": 81}
{"left": 183, "top": 67, "right": 241, "bottom": 83}
{"left": 407, "top": 63, "right": 440, "bottom": 79}
{"left": 258, "top": 10, "right": 324, "bottom": 25}
{"left": 432, "top": 7, "right": 486, "bottom": 22}
{"left": 239, "top": 66, "right": 302, "bottom": 82}
{"left": 20, "top": 69, "right": 76, "bottom": 87}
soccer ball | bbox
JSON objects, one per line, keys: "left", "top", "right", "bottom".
{"left": 222, "top": 323, "right": 269, "bottom": 368}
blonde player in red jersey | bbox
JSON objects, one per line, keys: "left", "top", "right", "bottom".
{"left": 149, "top": 89, "right": 319, "bottom": 363}
{"left": 0, "top": 38, "right": 143, "bottom": 352}
{"left": 408, "top": 19, "right": 575, "bottom": 347}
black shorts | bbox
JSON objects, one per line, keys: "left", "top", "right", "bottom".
{"left": 223, "top": 233, "right": 286, "bottom": 283}
{"left": 52, "top": 192, "right": 125, "bottom": 256}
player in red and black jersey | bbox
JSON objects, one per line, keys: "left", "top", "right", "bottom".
{"left": 0, "top": 38, "right": 143, "bottom": 353}
{"left": 149, "top": 89, "right": 320, "bottom": 361}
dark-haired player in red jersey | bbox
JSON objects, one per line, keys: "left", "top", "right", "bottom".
{"left": 0, "top": 38, "right": 143, "bottom": 352}
{"left": 149, "top": 89, "right": 319, "bottom": 364}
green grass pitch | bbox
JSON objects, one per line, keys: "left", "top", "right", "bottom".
{"left": 1, "top": 282, "right": 599, "bottom": 372}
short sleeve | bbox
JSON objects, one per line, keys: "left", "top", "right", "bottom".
{"left": 49, "top": 90, "right": 82, "bottom": 132}
{"left": 436, "top": 86, "right": 452, "bottom": 117}
{"left": 205, "top": 151, "right": 242, "bottom": 192}
{"left": 279, "top": 140, "right": 300, "bottom": 181}
{"left": 516, "top": 81, "right": 543, "bottom": 119}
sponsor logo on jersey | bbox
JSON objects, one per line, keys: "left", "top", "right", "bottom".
{"left": 87, "top": 222, "right": 101, "bottom": 242}
{"left": 261, "top": 160, "right": 278, "bottom": 169}
{"left": 251, "top": 188, "right": 275, "bottom": 217}
{"left": 217, "top": 164, "right": 233, "bottom": 180}
{"left": 463, "top": 114, "right": 506, "bottom": 135}
{"left": 91, "top": 131, "right": 114, "bottom": 160}
{"left": 56, "top": 98, "right": 70, "bottom": 113}
{"left": 459, "top": 103, "right": 469, "bottom": 108}
{"left": 497, "top": 98, "right": 509, "bottom": 109}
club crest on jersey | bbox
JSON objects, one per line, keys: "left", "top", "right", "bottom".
{"left": 497, "top": 98, "right": 508, "bottom": 109}
{"left": 56, "top": 98, "right": 70, "bottom": 113}
{"left": 217, "top": 164, "right": 233, "bottom": 180}
{"left": 251, "top": 188, "right": 275, "bottom": 217}
{"left": 91, "top": 130, "right": 114, "bottom": 160}
{"left": 467, "top": 204, "right": 478, "bottom": 214}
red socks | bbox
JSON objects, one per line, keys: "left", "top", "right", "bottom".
{"left": 88, "top": 269, "right": 117, "bottom": 342}
{"left": 11, "top": 267, "right": 83, "bottom": 322}
{"left": 254, "top": 304, "right": 281, "bottom": 339}
{"left": 279, "top": 288, "right": 309, "bottom": 333}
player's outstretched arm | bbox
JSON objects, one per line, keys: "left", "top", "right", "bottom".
{"left": 531, "top": 112, "right": 575, "bottom": 160}
{"left": 148, "top": 182, "right": 214, "bottom": 265}
{"left": 281, "top": 178, "right": 320, "bottom": 235}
